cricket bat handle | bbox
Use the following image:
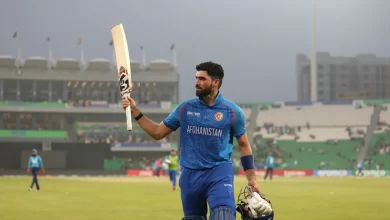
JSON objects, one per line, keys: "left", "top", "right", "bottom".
{"left": 124, "top": 94, "right": 133, "bottom": 131}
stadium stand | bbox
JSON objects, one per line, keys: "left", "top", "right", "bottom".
{"left": 75, "top": 122, "right": 176, "bottom": 144}
{"left": 367, "top": 132, "right": 390, "bottom": 169}
{"left": 1, "top": 52, "right": 389, "bottom": 171}
{"left": 232, "top": 100, "right": 390, "bottom": 170}
{"left": 256, "top": 105, "right": 373, "bottom": 127}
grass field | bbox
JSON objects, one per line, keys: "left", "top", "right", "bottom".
{"left": 1, "top": 176, "right": 389, "bottom": 220}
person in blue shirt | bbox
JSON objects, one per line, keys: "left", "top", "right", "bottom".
{"left": 264, "top": 153, "right": 275, "bottom": 181}
{"left": 27, "top": 149, "right": 45, "bottom": 191}
{"left": 122, "top": 61, "right": 262, "bottom": 220}
{"left": 356, "top": 160, "right": 364, "bottom": 176}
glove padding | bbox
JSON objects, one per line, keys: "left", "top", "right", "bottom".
{"left": 246, "top": 192, "right": 273, "bottom": 217}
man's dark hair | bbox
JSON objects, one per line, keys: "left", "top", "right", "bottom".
{"left": 196, "top": 61, "right": 224, "bottom": 88}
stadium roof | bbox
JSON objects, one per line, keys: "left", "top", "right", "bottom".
{"left": 0, "top": 55, "right": 17, "bottom": 68}
{"left": 54, "top": 58, "right": 81, "bottom": 70}
{"left": 86, "top": 58, "right": 111, "bottom": 72}
{"left": 0, "top": 55, "right": 176, "bottom": 73}
{"left": 148, "top": 59, "right": 174, "bottom": 71}
{"left": 23, "top": 56, "right": 49, "bottom": 69}
{"left": 108, "top": 60, "right": 144, "bottom": 73}
{"left": 130, "top": 60, "right": 142, "bottom": 72}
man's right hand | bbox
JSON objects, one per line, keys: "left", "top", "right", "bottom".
{"left": 121, "top": 96, "right": 137, "bottom": 110}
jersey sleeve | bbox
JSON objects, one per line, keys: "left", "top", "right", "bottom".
{"left": 163, "top": 102, "right": 186, "bottom": 131}
{"left": 232, "top": 106, "right": 246, "bottom": 138}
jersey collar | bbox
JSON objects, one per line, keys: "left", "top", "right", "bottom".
{"left": 199, "top": 91, "right": 223, "bottom": 107}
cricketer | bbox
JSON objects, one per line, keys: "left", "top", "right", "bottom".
{"left": 122, "top": 62, "right": 265, "bottom": 220}
{"left": 27, "top": 149, "right": 45, "bottom": 192}
{"left": 164, "top": 149, "right": 180, "bottom": 191}
{"left": 264, "top": 153, "right": 275, "bottom": 181}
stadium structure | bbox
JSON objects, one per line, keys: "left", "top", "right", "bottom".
{"left": 297, "top": 52, "right": 390, "bottom": 102}
{"left": 0, "top": 52, "right": 389, "bottom": 177}
{"left": 0, "top": 53, "right": 179, "bottom": 175}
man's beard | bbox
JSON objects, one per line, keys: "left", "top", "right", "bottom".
{"left": 196, "top": 86, "right": 213, "bottom": 97}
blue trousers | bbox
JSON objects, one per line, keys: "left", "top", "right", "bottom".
{"left": 179, "top": 163, "right": 235, "bottom": 218}
{"left": 264, "top": 167, "right": 273, "bottom": 180}
{"left": 169, "top": 170, "right": 177, "bottom": 187}
{"left": 30, "top": 167, "right": 40, "bottom": 190}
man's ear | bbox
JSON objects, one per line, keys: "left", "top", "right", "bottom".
{"left": 213, "top": 78, "right": 220, "bottom": 87}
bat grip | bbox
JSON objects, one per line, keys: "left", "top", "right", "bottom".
{"left": 125, "top": 105, "right": 132, "bottom": 131}
{"left": 123, "top": 92, "right": 132, "bottom": 131}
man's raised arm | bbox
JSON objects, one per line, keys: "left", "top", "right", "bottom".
{"left": 122, "top": 96, "right": 181, "bottom": 140}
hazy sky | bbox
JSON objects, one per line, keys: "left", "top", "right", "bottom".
{"left": 0, "top": 0, "right": 389, "bottom": 102}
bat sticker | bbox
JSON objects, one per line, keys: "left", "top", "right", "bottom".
{"left": 119, "top": 66, "right": 131, "bottom": 95}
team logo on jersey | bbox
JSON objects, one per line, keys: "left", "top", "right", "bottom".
{"left": 214, "top": 112, "right": 223, "bottom": 121}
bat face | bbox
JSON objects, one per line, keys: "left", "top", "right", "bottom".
{"left": 111, "top": 23, "right": 133, "bottom": 131}
{"left": 111, "top": 24, "right": 132, "bottom": 97}
{"left": 119, "top": 66, "right": 131, "bottom": 96}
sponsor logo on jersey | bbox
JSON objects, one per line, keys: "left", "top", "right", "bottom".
{"left": 187, "top": 111, "right": 200, "bottom": 116}
{"left": 214, "top": 112, "right": 223, "bottom": 121}
{"left": 186, "top": 125, "right": 223, "bottom": 137}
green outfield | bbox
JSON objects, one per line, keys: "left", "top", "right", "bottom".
{"left": 0, "top": 176, "right": 389, "bottom": 220}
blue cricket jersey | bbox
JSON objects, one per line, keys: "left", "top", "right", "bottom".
{"left": 357, "top": 160, "right": 363, "bottom": 169}
{"left": 163, "top": 92, "right": 246, "bottom": 169}
{"left": 265, "top": 156, "right": 275, "bottom": 169}
{"left": 28, "top": 155, "right": 44, "bottom": 168}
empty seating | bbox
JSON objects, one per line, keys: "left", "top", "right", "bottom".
{"left": 256, "top": 106, "right": 373, "bottom": 127}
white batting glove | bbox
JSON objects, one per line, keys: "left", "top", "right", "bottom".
{"left": 247, "top": 191, "right": 273, "bottom": 216}
{"left": 247, "top": 205, "right": 259, "bottom": 218}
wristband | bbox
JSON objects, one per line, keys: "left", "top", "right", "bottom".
{"left": 240, "top": 155, "right": 255, "bottom": 171}
{"left": 134, "top": 112, "right": 144, "bottom": 121}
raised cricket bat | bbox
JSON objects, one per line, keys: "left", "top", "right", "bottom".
{"left": 111, "top": 24, "right": 133, "bottom": 131}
